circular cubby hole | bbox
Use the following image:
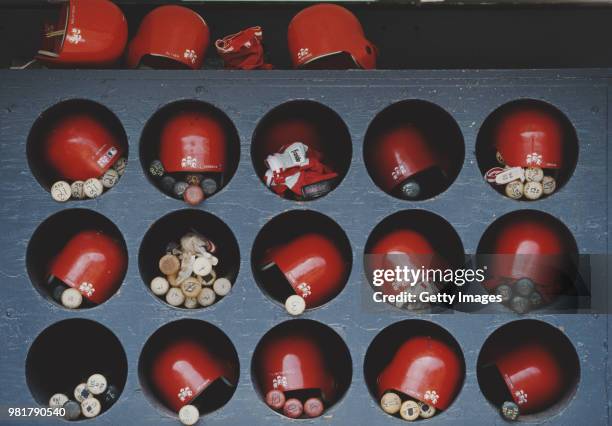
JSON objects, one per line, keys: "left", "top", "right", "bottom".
{"left": 477, "top": 319, "right": 580, "bottom": 422}
{"left": 363, "top": 320, "right": 466, "bottom": 421}
{"left": 26, "top": 209, "right": 127, "bottom": 309}
{"left": 26, "top": 319, "right": 128, "bottom": 419}
{"left": 251, "top": 319, "right": 352, "bottom": 419}
{"left": 363, "top": 100, "right": 464, "bottom": 201}
{"left": 251, "top": 100, "right": 352, "bottom": 201}
{"left": 139, "top": 100, "right": 240, "bottom": 201}
{"left": 27, "top": 99, "right": 129, "bottom": 198}
{"left": 138, "top": 319, "right": 239, "bottom": 417}
{"left": 476, "top": 209, "right": 579, "bottom": 313}
{"left": 363, "top": 210, "right": 465, "bottom": 312}
{"left": 476, "top": 99, "right": 579, "bottom": 201}
{"left": 138, "top": 209, "right": 240, "bottom": 310}
{"left": 251, "top": 209, "right": 352, "bottom": 312}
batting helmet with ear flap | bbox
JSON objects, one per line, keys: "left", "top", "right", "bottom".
{"left": 482, "top": 340, "right": 566, "bottom": 414}
{"left": 126, "top": 5, "right": 209, "bottom": 70}
{"left": 367, "top": 124, "right": 443, "bottom": 196}
{"left": 377, "top": 336, "right": 463, "bottom": 411}
{"left": 49, "top": 230, "right": 127, "bottom": 304}
{"left": 483, "top": 213, "right": 577, "bottom": 304}
{"left": 494, "top": 105, "right": 565, "bottom": 170}
{"left": 42, "top": 112, "right": 125, "bottom": 181}
{"left": 287, "top": 4, "right": 377, "bottom": 70}
{"left": 158, "top": 110, "right": 227, "bottom": 174}
{"left": 261, "top": 233, "right": 348, "bottom": 308}
{"left": 367, "top": 229, "right": 445, "bottom": 298}
{"left": 37, "top": 0, "right": 128, "bottom": 68}
{"left": 150, "top": 338, "right": 237, "bottom": 412}
{"left": 256, "top": 329, "right": 337, "bottom": 403}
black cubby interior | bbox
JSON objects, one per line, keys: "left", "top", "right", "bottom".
{"left": 138, "top": 319, "right": 240, "bottom": 416}
{"left": 363, "top": 100, "right": 465, "bottom": 200}
{"left": 25, "top": 319, "right": 128, "bottom": 414}
{"left": 25, "top": 208, "right": 128, "bottom": 309}
{"left": 250, "top": 209, "right": 352, "bottom": 309}
{"left": 250, "top": 319, "right": 352, "bottom": 417}
{"left": 26, "top": 99, "right": 128, "bottom": 193}
{"left": 476, "top": 319, "right": 580, "bottom": 421}
{"left": 363, "top": 319, "right": 466, "bottom": 418}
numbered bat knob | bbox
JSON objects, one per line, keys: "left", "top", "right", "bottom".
{"left": 83, "top": 178, "right": 104, "bottom": 198}
{"left": 285, "top": 294, "right": 306, "bottom": 316}
{"left": 265, "top": 390, "right": 286, "bottom": 410}
{"left": 525, "top": 167, "right": 544, "bottom": 182}
{"left": 523, "top": 181, "right": 543, "bottom": 200}
{"left": 101, "top": 168, "right": 119, "bottom": 188}
{"left": 178, "top": 404, "right": 200, "bottom": 426}
{"left": 51, "top": 181, "right": 72, "bottom": 202}
{"left": 542, "top": 175, "right": 556, "bottom": 195}
{"left": 505, "top": 181, "right": 524, "bottom": 200}
{"left": 380, "top": 392, "right": 401, "bottom": 414}
{"left": 81, "top": 397, "right": 101, "bottom": 418}
{"left": 87, "top": 373, "right": 108, "bottom": 395}
{"left": 283, "top": 398, "right": 303, "bottom": 419}
{"left": 49, "top": 393, "right": 69, "bottom": 409}
{"left": 399, "top": 400, "right": 420, "bottom": 421}
{"left": 304, "top": 397, "right": 324, "bottom": 418}
{"left": 61, "top": 288, "right": 83, "bottom": 309}
{"left": 501, "top": 401, "right": 520, "bottom": 421}
{"left": 70, "top": 181, "right": 85, "bottom": 199}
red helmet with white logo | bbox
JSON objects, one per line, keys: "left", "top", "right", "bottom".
{"left": 494, "top": 105, "right": 565, "bottom": 169}
{"left": 49, "top": 230, "right": 127, "bottom": 304}
{"left": 367, "top": 124, "right": 442, "bottom": 194}
{"left": 367, "top": 229, "right": 442, "bottom": 297}
{"left": 255, "top": 328, "right": 336, "bottom": 403}
{"left": 257, "top": 118, "right": 323, "bottom": 157}
{"left": 287, "top": 4, "right": 377, "bottom": 70}
{"left": 377, "top": 336, "right": 463, "bottom": 410}
{"left": 150, "top": 338, "right": 237, "bottom": 412}
{"left": 261, "top": 233, "right": 349, "bottom": 308}
{"left": 482, "top": 212, "right": 576, "bottom": 303}
{"left": 158, "top": 110, "right": 227, "bottom": 173}
{"left": 487, "top": 340, "right": 566, "bottom": 414}
{"left": 36, "top": 0, "right": 128, "bottom": 68}
{"left": 126, "top": 5, "right": 209, "bottom": 70}
{"left": 43, "top": 112, "right": 124, "bottom": 181}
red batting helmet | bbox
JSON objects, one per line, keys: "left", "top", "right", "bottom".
{"left": 42, "top": 112, "right": 124, "bottom": 181}
{"left": 483, "top": 213, "right": 576, "bottom": 303}
{"left": 158, "top": 110, "right": 227, "bottom": 173}
{"left": 150, "top": 338, "right": 237, "bottom": 412}
{"left": 261, "top": 233, "right": 349, "bottom": 308}
{"left": 377, "top": 336, "right": 463, "bottom": 410}
{"left": 488, "top": 340, "right": 565, "bottom": 414}
{"left": 367, "top": 124, "right": 442, "bottom": 194}
{"left": 255, "top": 329, "right": 336, "bottom": 403}
{"left": 126, "top": 5, "right": 209, "bottom": 70}
{"left": 49, "top": 230, "right": 127, "bottom": 304}
{"left": 494, "top": 105, "right": 565, "bottom": 169}
{"left": 37, "top": 0, "right": 128, "bottom": 68}
{"left": 287, "top": 4, "right": 377, "bottom": 70}
{"left": 367, "top": 229, "right": 442, "bottom": 297}
{"left": 257, "top": 118, "right": 323, "bottom": 158}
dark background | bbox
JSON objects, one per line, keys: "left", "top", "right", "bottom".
{"left": 2, "top": 1, "right": 612, "bottom": 69}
